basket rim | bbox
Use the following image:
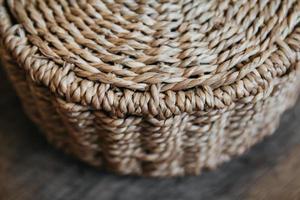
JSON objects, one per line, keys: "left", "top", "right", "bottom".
{"left": 1, "top": 0, "right": 300, "bottom": 118}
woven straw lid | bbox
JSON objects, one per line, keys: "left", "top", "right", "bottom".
{"left": 1, "top": 0, "right": 300, "bottom": 118}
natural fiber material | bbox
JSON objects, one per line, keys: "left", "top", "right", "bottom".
{"left": 1, "top": 0, "right": 300, "bottom": 177}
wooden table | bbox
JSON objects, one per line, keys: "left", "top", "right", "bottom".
{"left": 1, "top": 68, "right": 300, "bottom": 200}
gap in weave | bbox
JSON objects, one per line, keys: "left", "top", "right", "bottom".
{"left": 189, "top": 75, "right": 199, "bottom": 79}
{"left": 4, "top": 0, "right": 17, "bottom": 25}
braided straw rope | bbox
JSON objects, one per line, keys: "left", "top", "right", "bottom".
{"left": 1, "top": 0, "right": 300, "bottom": 176}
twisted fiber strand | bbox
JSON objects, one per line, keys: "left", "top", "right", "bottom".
{"left": 1, "top": 0, "right": 300, "bottom": 119}
{"left": 55, "top": 98, "right": 103, "bottom": 166}
{"left": 27, "top": 79, "right": 71, "bottom": 147}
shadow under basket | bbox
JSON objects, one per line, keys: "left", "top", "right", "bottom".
{"left": 1, "top": 0, "right": 300, "bottom": 177}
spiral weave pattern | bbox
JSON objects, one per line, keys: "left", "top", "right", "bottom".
{"left": 1, "top": 0, "right": 300, "bottom": 176}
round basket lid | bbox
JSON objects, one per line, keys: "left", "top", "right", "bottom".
{"left": 1, "top": 0, "right": 300, "bottom": 116}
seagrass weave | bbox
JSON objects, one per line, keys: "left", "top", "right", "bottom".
{"left": 1, "top": 0, "right": 300, "bottom": 177}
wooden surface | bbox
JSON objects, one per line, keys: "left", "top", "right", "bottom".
{"left": 1, "top": 68, "right": 300, "bottom": 200}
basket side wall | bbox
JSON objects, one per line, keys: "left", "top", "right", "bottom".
{"left": 2, "top": 49, "right": 299, "bottom": 177}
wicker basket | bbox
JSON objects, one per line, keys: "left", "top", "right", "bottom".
{"left": 1, "top": 0, "right": 300, "bottom": 177}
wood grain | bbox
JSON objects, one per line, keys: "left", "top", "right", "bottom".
{"left": 1, "top": 68, "right": 300, "bottom": 200}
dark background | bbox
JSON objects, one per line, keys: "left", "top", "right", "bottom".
{"left": 1, "top": 67, "right": 300, "bottom": 200}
